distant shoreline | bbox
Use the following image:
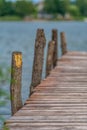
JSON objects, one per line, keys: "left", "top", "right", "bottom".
{"left": 0, "top": 16, "right": 86, "bottom": 22}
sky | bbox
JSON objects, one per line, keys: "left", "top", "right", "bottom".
{"left": 10, "top": 0, "right": 42, "bottom": 2}
{"left": 9, "top": 0, "right": 75, "bottom": 3}
{"left": 33, "top": 0, "right": 41, "bottom": 2}
{"left": 31, "top": 0, "right": 43, "bottom": 3}
{"left": 10, "top": 0, "right": 75, "bottom": 1}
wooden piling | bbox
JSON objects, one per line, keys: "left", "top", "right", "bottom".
{"left": 10, "top": 52, "right": 22, "bottom": 115}
{"left": 30, "top": 29, "right": 46, "bottom": 95}
{"left": 60, "top": 32, "right": 67, "bottom": 55}
{"left": 52, "top": 29, "right": 58, "bottom": 67}
{"left": 46, "top": 41, "right": 55, "bottom": 77}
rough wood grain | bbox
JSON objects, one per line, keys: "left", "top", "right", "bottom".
{"left": 60, "top": 32, "right": 67, "bottom": 55}
{"left": 10, "top": 52, "right": 23, "bottom": 116}
{"left": 46, "top": 41, "right": 55, "bottom": 77}
{"left": 5, "top": 51, "right": 87, "bottom": 130}
{"left": 30, "top": 29, "right": 46, "bottom": 95}
{"left": 52, "top": 29, "right": 58, "bottom": 67}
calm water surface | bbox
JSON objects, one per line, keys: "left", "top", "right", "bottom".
{"left": 0, "top": 21, "right": 87, "bottom": 127}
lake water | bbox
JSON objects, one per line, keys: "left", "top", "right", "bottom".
{"left": 0, "top": 21, "right": 87, "bottom": 128}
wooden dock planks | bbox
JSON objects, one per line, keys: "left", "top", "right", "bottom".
{"left": 5, "top": 51, "right": 87, "bottom": 130}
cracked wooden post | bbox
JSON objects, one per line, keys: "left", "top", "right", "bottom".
{"left": 60, "top": 32, "right": 67, "bottom": 55}
{"left": 10, "top": 52, "right": 22, "bottom": 115}
{"left": 46, "top": 41, "right": 55, "bottom": 77}
{"left": 30, "top": 29, "right": 46, "bottom": 96}
{"left": 52, "top": 29, "right": 58, "bottom": 67}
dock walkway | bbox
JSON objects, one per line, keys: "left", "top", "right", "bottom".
{"left": 5, "top": 51, "right": 87, "bottom": 130}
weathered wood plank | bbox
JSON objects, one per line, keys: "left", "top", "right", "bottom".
{"left": 25, "top": 103, "right": 87, "bottom": 107}
{"left": 6, "top": 122, "right": 87, "bottom": 126}
{"left": 5, "top": 51, "right": 87, "bottom": 130}
{"left": 6, "top": 126, "right": 87, "bottom": 130}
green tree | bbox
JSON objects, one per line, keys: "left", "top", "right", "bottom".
{"left": 69, "top": 5, "right": 80, "bottom": 17}
{"left": 0, "top": 0, "right": 15, "bottom": 16}
{"left": 44, "top": 0, "right": 70, "bottom": 16}
{"left": 0, "top": 0, "right": 37, "bottom": 17}
{"left": 76, "top": 0, "right": 87, "bottom": 16}
{"left": 15, "top": 0, "right": 37, "bottom": 17}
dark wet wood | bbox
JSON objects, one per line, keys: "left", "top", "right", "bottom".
{"left": 5, "top": 51, "right": 87, "bottom": 130}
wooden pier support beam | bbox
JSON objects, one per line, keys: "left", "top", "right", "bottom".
{"left": 10, "top": 52, "right": 22, "bottom": 115}
{"left": 60, "top": 32, "right": 67, "bottom": 55}
{"left": 30, "top": 29, "right": 46, "bottom": 95}
{"left": 52, "top": 29, "right": 58, "bottom": 67}
{"left": 46, "top": 41, "right": 55, "bottom": 77}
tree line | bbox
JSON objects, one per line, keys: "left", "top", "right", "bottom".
{"left": 0, "top": 0, "right": 37, "bottom": 17}
{"left": 44, "top": 0, "right": 87, "bottom": 18}
{"left": 0, "top": 0, "right": 87, "bottom": 19}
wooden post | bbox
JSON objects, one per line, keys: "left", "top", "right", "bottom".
{"left": 10, "top": 52, "right": 22, "bottom": 115}
{"left": 60, "top": 32, "right": 67, "bottom": 55}
{"left": 52, "top": 29, "right": 58, "bottom": 67}
{"left": 30, "top": 29, "right": 46, "bottom": 95}
{"left": 46, "top": 41, "right": 55, "bottom": 77}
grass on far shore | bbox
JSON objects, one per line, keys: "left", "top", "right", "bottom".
{"left": 0, "top": 15, "right": 22, "bottom": 21}
{"left": 0, "top": 15, "right": 86, "bottom": 21}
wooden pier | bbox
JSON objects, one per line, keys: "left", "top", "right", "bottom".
{"left": 5, "top": 51, "right": 87, "bottom": 130}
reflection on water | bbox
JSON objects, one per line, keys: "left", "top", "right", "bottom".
{"left": 0, "top": 21, "right": 87, "bottom": 127}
